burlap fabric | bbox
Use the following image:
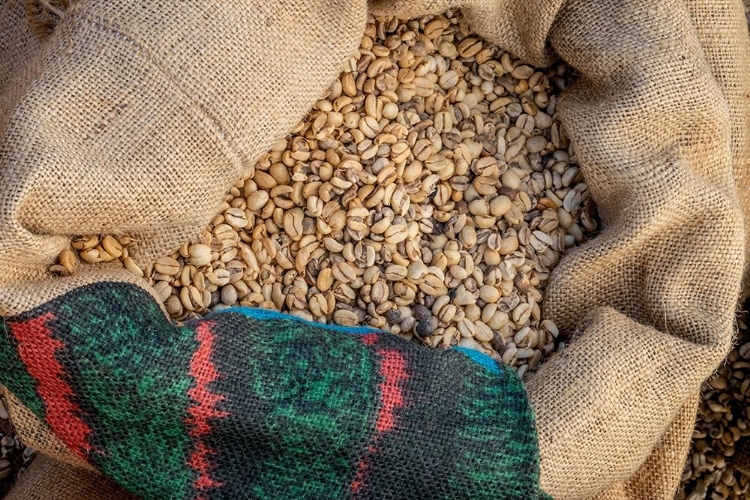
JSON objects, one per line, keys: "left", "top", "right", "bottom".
{"left": 1, "top": 0, "right": 749, "bottom": 498}
{"left": 5, "top": 454, "right": 135, "bottom": 500}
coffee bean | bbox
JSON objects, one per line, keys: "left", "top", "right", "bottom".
{"left": 385, "top": 309, "right": 402, "bottom": 324}
{"left": 415, "top": 317, "right": 438, "bottom": 337}
{"left": 412, "top": 304, "right": 431, "bottom": 321}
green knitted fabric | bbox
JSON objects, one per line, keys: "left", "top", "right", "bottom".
{"left": 0, "top": 282, "right": 549, "bottom": 499}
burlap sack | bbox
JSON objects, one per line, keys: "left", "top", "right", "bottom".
{"left": 6, "top": 454, "right": 135, "bottom": 500}
{"left": 0, "top": 1, "right": 38, "bottom": 92}
{"left": 1, "top": 0, "right": 749, "bottom": 498}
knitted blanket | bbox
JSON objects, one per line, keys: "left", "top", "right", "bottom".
{"left": 0, "top": 282, "right": 547, "bottom": 499}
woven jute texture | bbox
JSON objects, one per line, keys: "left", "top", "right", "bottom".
{"left": 2, "top": 388, "right": 92, "bottom": 472}
{"left": 1, "top": 0, "right": 749, "bottom": 498}
{"left": 0, "top": 0, "right": 38, "bottom": 92}
{"left": 6, "top": 454, "right": 135, "bottom": 500}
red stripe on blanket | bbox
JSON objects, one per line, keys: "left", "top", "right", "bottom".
{"left": 351, "top": 337, "right": 409, "bottom": 494}
{"left": 373, "top": 349, "right": 408, "bottom": 433}
{"left": 186, "top": 321, "right": 230, "bottom": 499}
{"left": 10, "top": 312, "right": 94, "bottom": 460}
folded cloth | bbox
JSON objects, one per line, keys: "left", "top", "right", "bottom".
{"left": 0, "top": 281, "right": 547, "bottom": 500}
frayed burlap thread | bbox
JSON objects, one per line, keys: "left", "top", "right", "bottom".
{"left": 22, "top": 0, "right": 71, "bottom": 38}
{"left": 0, "top": 0, "right": 749, "bottom": 498}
